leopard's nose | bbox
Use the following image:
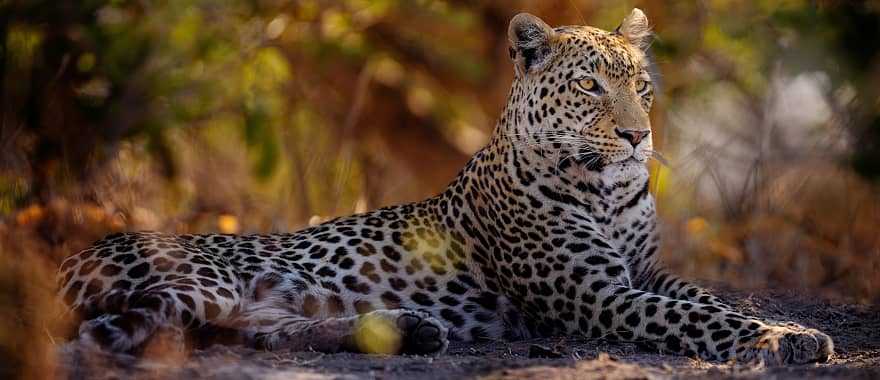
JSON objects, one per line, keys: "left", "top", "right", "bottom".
{"left": 615, "top": 128, "right": 650, "bottom": 147}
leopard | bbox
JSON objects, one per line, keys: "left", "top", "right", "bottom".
{"left": 58, "top": 9, "right": 833, "bottom": 364}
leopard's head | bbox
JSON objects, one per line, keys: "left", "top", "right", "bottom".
{"left": 502, "top": 9, "right": 655, "bottom": 175}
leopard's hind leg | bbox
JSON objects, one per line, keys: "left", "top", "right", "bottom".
{"left": 73, "top": 278, "right": 243, "bottom": 353}
{"left": 237, "top": 272, "right": 449, "bottom": 355}
{"left": 58, "top": 233, "right": 244, "bottom": 353}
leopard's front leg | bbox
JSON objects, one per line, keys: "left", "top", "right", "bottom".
{"left": 636, "top": 267, "right": 733, "bottom": 310}
{"left": 538, "top": 252, "right": 834, "bottom": 364}
{"left": 626, "top": 222, "right": 732, "bottom": 310}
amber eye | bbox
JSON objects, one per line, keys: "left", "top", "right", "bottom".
{"left": 574, "top": 77, "right": 602, "bottom": 94}
{"left": 635, "top": 79, "right": 649, "bottom": 92}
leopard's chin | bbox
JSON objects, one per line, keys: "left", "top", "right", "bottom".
{"left": 573, "top": 154, "right": 646, "bottom": 173}
{"left": 602, "top": 157, "right": 650, "bottom": 181}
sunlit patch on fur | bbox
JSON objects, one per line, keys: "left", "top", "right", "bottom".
{"left": 354, "top": 313, "right": 402, "bottom": 354}
{"left": 399, "top": 218, "right": 460, "bottom": 271}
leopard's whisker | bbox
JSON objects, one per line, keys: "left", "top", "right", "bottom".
{"left": 645, "top": 150, "right": 670, "bottom": 167}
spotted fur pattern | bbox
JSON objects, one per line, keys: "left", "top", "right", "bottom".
{"left": 58, "top": 9, "right": 833, "bottom": 364}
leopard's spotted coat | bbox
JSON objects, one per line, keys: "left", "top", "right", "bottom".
{"left": 58, "top": 9, "right": 833, "bottom": 364}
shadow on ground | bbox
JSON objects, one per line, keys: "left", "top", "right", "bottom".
{"left": 57, "top": 288, "right": 880, "bottom": 379}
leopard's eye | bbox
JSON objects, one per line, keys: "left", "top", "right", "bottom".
{"left": 574, "top": 77, "right": 603, "bottom": 95}
{"left": 635, "top": 78, "right": 649, "bottom": 93}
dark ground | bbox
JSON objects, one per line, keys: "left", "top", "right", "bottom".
{"left": 57, "top": 287, "right": 880, "bottom": 380}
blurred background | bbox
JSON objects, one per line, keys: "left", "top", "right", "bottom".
{"left": 1, "top": 0, "right": 879, "bottom": 377}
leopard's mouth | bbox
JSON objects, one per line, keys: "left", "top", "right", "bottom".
{"left": 621, "top": 156, "right": 647, "bottom": 164}
{"left": 577, "top": 151, "right": 647, "bottom": 171}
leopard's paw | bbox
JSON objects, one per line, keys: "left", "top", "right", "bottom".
{"left": 736, "top": 323, "right": 833, "bottom": 365}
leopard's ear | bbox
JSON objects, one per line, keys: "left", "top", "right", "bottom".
{"left": 508, "top": 13, "right": 556, "bottom": 75}
{"left": 615, "top": 8, "right": 651, "bottom": 50}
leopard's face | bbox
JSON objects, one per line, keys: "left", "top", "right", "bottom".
{"left": 505, "top": 12, "right": 654, "bottom": 174}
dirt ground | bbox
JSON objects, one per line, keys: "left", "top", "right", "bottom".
{"left": 56, "top": 287, "right": 879, "bottom": 380}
